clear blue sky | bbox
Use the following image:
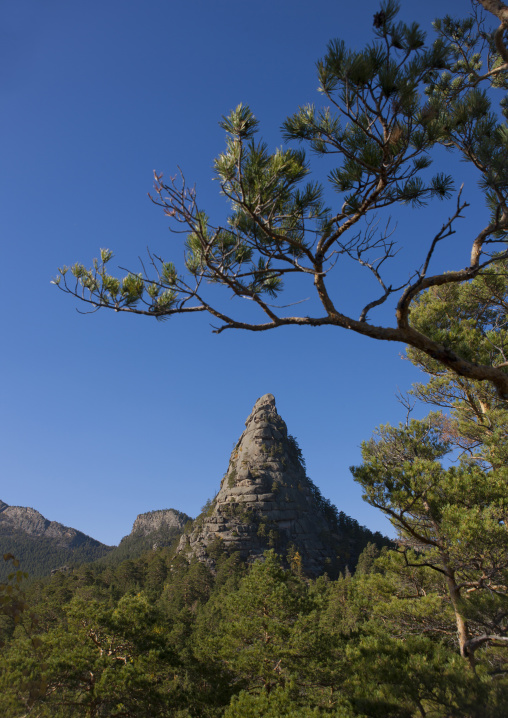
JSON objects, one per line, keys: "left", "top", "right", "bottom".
{"left": 2, "top": 0, "right": 484, "bottom": 545}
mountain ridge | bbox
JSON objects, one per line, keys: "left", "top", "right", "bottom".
{"left": 0, "top": 503, "right": 192, "bottom": 576}
{"left": 0, "top": 500, "right": 114, "bottom": 578}
{"left": 0, "top": 501, "right": 104, "bottom": 547}
{"left": 2, "top": 396, "right": 388, "bottom": 578}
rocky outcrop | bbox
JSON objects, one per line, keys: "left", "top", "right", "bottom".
{"left": 100, "top": 508, "right": 193, "bottom": 565}
{"left": 131, "top": 509, "right": 190, "bottom": 537}
{"left": 177, "top": 394, "right": 361, "bottom": 577}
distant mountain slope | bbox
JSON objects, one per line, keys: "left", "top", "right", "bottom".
{"left": 0, "top": 500, "right": 113, "bottom": 578}
{"left": 99, "top": 509, "right": 192, "bottom": 565}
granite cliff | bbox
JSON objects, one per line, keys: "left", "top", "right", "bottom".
{"left": 177, "top": 394, "right": 386, "bottom": 576}
{"left": 131, "top": 509, "right": 190, "bottom": 537}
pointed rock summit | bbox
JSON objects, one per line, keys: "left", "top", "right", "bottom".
{"left": 177, "top": 394, "right": 356, "bottom": 576}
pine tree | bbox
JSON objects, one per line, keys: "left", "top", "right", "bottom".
{"left": 351, "top": 419, "right": 508, "bottom": 677}
{"left": 55, "top": 1, "right": 508, "bottom": 398}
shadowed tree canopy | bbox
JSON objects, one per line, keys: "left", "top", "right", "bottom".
{"left": 55, "top": 0, "right": 508, "bottom": 398}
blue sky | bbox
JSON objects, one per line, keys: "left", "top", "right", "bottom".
{"left": 2, "top": 0, "right": 483, "bottom": 546}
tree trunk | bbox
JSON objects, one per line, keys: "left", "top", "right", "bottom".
{"left": 444, "top": 572, "right": 474, "bottom": 670}
{"left": 476, "top": 0, "right": 508, "bottom": 25}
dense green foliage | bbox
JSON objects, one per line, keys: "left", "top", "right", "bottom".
{"left": 98, "top": 524, "right": 186, "bottom": 567}
{"left": 0, "top": 528, "right": 113, "bottom": 580}
{"left": 0, "top": 509, "right": 191, "bottom": 581}
{"left": 351, "top": 419, "right": 508, "bottom": 667}
{"left": 2, "top": 540, "right": 506, "bottom": 717}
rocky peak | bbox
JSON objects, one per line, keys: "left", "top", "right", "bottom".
{"left": 1, "top": 502, "right": 54, "bottom": 538}
{"left": 105, "top": 508, "right": 193, "bottom": 561}
{"left": 177, "top": 394, "right": 349, "bottom": 576}
{"left": 131, "top": 509, "right": 190, "bottom": 536}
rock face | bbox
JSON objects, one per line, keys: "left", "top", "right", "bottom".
{"left": 131, "top": 509, "right": 190, "bottom": 537}
{"left": 177, "top": 394, "right": 350, "bottom": 576}
{"left": 102, "top": 508, "right": 193, "bottom": 564}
